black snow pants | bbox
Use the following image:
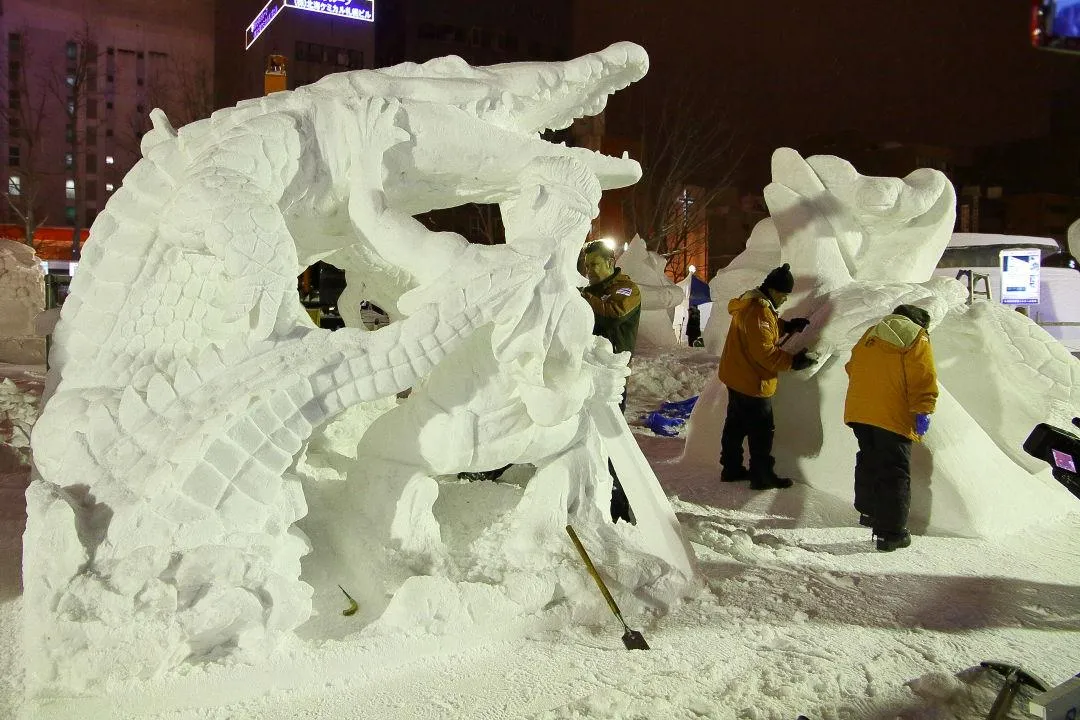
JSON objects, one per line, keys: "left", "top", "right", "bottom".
{"left": 609, "top": 390, "right": 633, "bottom": 523}
{"left": 850, "top": 422, "right": 912, "bottom": 536}
{"left": 720, "top": 387, "right": 776, "bottom": 479}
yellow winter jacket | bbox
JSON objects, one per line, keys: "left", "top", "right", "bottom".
{"left": 844, "top": 314, "right": 938, "bottom": 441}
{"left": 717, "top": 289, "right": 793, "bottom": 398}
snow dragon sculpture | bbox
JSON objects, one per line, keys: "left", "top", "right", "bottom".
{"left": 25, "top": 43, "right": 696, "bottom": 694}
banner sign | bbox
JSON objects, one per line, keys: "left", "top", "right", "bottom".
{"left": 247, "top": 0, "right": 374, "bottom": 49}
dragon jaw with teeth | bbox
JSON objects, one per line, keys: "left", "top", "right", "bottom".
{"left": 25, "top": 43, "right": 695, "bottom": 692}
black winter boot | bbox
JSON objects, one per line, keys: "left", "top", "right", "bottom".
{"left": 875, "top": 531, "right": 911, "bottom": 552}
{"left": 750, "top": 473, "right": 793, "bottom": 490}
{"left": 720, "top": 466, "right": 751, "bottom": 482}
{"left": 859, "top": 513, "right": 874, "bottom": 528}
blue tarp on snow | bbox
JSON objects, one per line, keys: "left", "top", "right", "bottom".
{"left": 641, "top": 395, "right": 699, "bottom": 437}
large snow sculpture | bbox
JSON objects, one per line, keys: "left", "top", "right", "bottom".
{"left": 0, "top": 239, "right": 45, "bottom": 364}
{"left": 26, "top": 43, "right": 696, "bottom": 694}
{"left": 615, "top": 235, "right": 684, "bottom": 348}
{"left": 689, "top": 148, "right": 1078, "bottom": 537}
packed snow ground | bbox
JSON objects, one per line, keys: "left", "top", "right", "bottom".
{"left": 1, "top": 353, "right": 1078, "bottom": 720}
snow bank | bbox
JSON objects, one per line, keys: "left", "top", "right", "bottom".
{"left": 0, "top": 240, "right": 44, "bottom": 364}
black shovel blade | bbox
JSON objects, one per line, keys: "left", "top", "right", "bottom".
{"left": 622, "top": 628, "right": 650, "bottom": 650}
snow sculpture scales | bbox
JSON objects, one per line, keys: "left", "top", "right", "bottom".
{"left": 26, "top": 44, "right": 693, "bottom": 694}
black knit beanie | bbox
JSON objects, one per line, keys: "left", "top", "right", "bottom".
{"left": 762, "top": 263, "right": 795, "bottom": 294}
{"left": 892, "top": 304, "right": 931, "bottom": 330}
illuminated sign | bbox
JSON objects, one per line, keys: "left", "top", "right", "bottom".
{"left": 246, "top": 0, "right": 374, "bottom": 49}
{"left": 246, "top": 0, "right": 286, "bottom": 49}
{"left": 290, "top": 0, "right": 374, "bottom": 22}
{"left": 999, "top": 248, "right": 1041, "bottom": 305}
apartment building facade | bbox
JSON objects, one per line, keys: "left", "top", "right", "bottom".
{"left": 0, "top": 0, "right": 214, "bottom": 257}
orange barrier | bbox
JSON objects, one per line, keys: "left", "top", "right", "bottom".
{"left": 0, "top": 225, "right": 89, "bottom": 260}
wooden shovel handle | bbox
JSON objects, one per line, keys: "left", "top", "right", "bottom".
{"left": 565, "top": 524, "right": 625, "bottom": 622}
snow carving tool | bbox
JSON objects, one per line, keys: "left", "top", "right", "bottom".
{"left": 565, "top": 524, "right": 650, "bottom": 651}
{"left": 338, "top": 585, "right": 359, "bottom": 617}
{"left": 980, "top": 661, "right": 1049, "bottom": 720}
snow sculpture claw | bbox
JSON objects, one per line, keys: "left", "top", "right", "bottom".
{"left": 26, "top": 43, "right": 692, "bottom": 694}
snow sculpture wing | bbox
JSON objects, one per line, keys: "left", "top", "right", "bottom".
{"left": 932, "top": 301, "right": 1080, "bottom": 472}
{"left": 25, "top": 43, "right": 694, "bottom": 694}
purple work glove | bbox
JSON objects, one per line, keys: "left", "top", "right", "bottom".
{"left": 915, "top": 413, "right": 931, "bottom": 436}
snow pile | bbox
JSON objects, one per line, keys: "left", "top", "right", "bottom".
{"left": 0, "top": 376, "right": 38, "bottom": 470}
{"left": 0, "top": 240, "right": 44, "bottom": 365}
{"left": 3, "top": 407, "right": 1077, "bottom": 718}
{"left": 626, "top": 347, "right": 715, "bottom": 437}
{"left": 690, "top": 148, "right": 1077, "bottom": 538}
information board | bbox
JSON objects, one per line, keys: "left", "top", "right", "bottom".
{"left": 999, "top": 248, "right": 1041, "bottom": 305}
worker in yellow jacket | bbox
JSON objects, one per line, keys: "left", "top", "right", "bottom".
{"left": 718, "top": 263, "right": 815, "bottom": 489}
{"left": 844, "top": 304, "right": 938, "bottom": 552}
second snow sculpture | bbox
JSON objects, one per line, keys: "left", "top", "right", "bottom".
{"left": 27, "top": 43, "right": 695, "bottom": 694}
{"left": 690, "top": 148, "right": 1079, "bottom": 536}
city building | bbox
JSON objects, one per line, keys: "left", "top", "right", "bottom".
{"left": 0, "top": 0, "right": 214, "bottom": 261}
{"left": 214, "top": 0, "right": 375, "bottom": 109}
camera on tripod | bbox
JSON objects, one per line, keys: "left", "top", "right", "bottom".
{"left": 1023, "top": 417, "right": 1080, "bottom": 500}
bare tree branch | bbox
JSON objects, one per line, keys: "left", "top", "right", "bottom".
{"left": 45, "top": 21, "right": 103, "bottom": 260}
{"left": 0, "top": 27, "right": 57, "bottom": 249}
{"left": 622, "top": 77, "right": 744, "bottom": 277}
{"left": 469, "top": 203, "right": 504, "bottom": 245}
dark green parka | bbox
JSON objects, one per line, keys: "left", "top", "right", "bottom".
{"left": 581, "top": 268, "right": 641, "bottom": 354}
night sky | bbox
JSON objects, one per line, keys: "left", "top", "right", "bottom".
{"left": 575, "top": 1, "right": 1080, "bottom": 183}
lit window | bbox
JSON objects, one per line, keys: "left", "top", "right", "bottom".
{"left": 65, "top": 179, "right": 75, "bottom": 199}
{"left": 105, "top": 182, "right": 114, "bottom": 192}
{"left": 66, "top": 74, "right": 75, "bottom": 86}
{"left": 64, "top": 152, "right": 73, "bottom": 168}
{"left": 8, "top": 175, "right": 20, "bottom": 195}
{"left": 105, "top": 155, "right": 114, "bottom": 165}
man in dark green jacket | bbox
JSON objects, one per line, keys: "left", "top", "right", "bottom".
{"left": 581, "top": 242, "right": 642, "bottom": 353}
{"left": 580, "top": 240, "right": 642, "bottom": 523}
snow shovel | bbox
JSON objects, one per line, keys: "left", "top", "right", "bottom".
{"left": 980, "top": 661, "right": 1049, "bottom": 720}
{"left": 565, "top": 524, "right": 650, "bottom": 651}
